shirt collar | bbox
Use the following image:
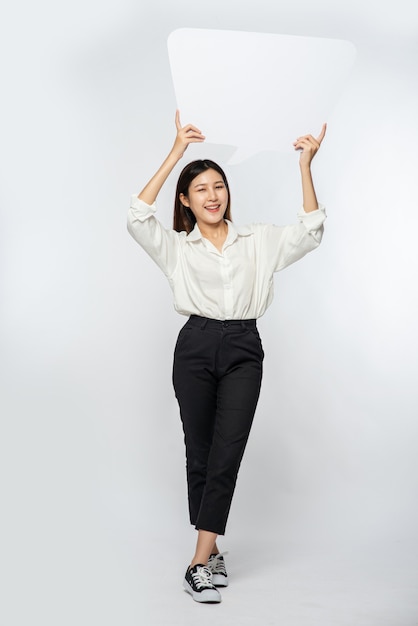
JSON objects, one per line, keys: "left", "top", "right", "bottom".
{"left": 186, "top": 220, "right": 253, "bottom": 242}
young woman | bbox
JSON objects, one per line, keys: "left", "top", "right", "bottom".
{"left": 127, "top": 111, "right": 326, "bottom": 603}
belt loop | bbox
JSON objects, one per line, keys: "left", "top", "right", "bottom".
{"left": 200, "top": 318, "right": 208, "bottom": 330}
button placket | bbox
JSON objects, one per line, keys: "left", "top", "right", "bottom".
{"left": 220, "top": 254, "right": 234, "bottom": 319}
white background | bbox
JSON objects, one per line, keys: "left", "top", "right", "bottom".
{"left": 1, "top": 1, "right": 418, "bottom": 624}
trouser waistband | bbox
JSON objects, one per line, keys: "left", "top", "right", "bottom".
{"left": 188, "top": 315, "right": 257, "bottom": 329}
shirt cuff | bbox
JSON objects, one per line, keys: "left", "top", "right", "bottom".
{"left": 297, "top": 203, "right": 327, "bottom": 231}
{"left": 129, "top": 195, "right": 157, "bottom": 222}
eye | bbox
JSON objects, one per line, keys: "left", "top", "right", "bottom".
{"left": 215, "top": 185, "right": 224, "bottom": 189}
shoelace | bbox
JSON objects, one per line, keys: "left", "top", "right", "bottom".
{"left": 208, "top": 552, "right": 228, "bottom": 574}
{"left": 191, "top": 565, "right": 214, "bottom": 589}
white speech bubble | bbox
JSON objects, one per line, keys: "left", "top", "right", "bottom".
{"left": 168, "top": 28, "right": 356, "bottom": 163}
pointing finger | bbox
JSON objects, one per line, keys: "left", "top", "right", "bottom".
{"left": 317, "top": 123, "right": 327, "bottom": 144}
{"left": 175, "top": 109, "right": 181, "bottom": 130}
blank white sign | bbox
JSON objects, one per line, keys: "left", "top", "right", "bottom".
{"left": 168, "top": 28, "right": 356, "bottom": 163}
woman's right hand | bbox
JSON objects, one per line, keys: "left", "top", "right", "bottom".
{"left": 137, "top": 112, "right": 205, "bottom": 205}
{"left": 171, "top": 110, "right": 205, "bottom": 159}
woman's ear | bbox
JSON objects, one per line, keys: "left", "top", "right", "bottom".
{"left": 179, "top": 193, "right": 189, "bottom": 207}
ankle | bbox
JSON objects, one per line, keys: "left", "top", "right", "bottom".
{"left": 190, "top": 559, "right": 207, "bottom": 569}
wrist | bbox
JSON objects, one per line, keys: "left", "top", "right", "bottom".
{"left": 167, "top": 149, "right": 183, "bottom": 164}
{"left": 299, "top": 161, "right": 312, "bottom": 173}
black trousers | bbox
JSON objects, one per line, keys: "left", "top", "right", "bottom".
{"left": 172, "top": 315, "right": 264, "bottom": 535}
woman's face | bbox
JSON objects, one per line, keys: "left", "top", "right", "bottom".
{"left": 180, "top": 168, "right": 229, "bottom": 229}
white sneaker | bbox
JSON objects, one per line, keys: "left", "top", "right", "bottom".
{"left": 183, "top": 564, "right": 222, "bottom": 603}
{"left": 207, "top": 553, "right": 229, "bottom": 587}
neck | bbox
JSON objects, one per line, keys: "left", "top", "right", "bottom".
{"left": 197, "top": 219, "right": 228, "bottom": 240}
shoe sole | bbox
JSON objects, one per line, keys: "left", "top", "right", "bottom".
{"left": 183, "top": 580, "right": 222, "bottom": 603}
{"left": 211, "top": 574, "right": 229, "bottom": 587}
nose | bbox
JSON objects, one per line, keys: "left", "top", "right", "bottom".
{"left": 208, "top": 186, "right": 218, "bottom": 200}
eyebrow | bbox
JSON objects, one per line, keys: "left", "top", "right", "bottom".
{"left": 193, "top": 180, "right": 224, "bottom": 188}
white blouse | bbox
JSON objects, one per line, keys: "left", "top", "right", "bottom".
{"left": 128, "top": 196, "right": 326, "bottom": 321}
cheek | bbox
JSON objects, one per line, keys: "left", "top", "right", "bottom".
{"left": 187, "top": 193, "right": 201, "bottom": 211}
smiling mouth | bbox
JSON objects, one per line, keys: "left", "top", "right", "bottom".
{"left": 205, "top": 205, "right": 221, "bottom": 212}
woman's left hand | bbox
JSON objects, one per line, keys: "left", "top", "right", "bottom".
{"left": 293, "top": 123, "right": 327, "bottom": 167}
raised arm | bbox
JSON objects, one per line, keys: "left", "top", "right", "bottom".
{"left": 293, "top": 124, "right": 327, "bottom": 213}
{"left": 138, "top": 111, "right": 205, "bottom": 205}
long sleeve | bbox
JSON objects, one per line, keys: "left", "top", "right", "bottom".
{"left": 260, "top": 204, "right": 326, "bottom": 273}
{"left": 127, "top": 195, "right": 181, "bottom": 278}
